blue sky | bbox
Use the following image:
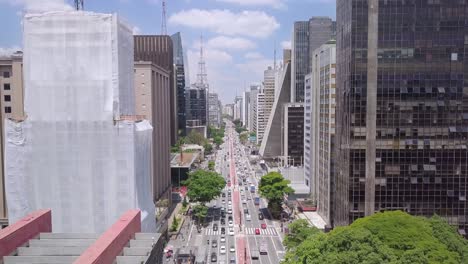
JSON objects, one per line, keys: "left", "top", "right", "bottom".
{"left": 0, "top": 0, "right": 336, "bottom": 103}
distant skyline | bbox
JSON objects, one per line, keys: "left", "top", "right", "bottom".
{"left": 0, "top": 0, "right": 336, "bottom": 103}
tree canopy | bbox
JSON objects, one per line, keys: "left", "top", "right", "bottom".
{"left": 185, "top": 130, "right": 206, "bottom": 146}
{"left": 283, "top": 211, "right": 468, "bottom": 264}
{"left": 208, "top": 161, "right": 215, "bottom": 171}
{"left": 258, "top": 172, "right": 294, "bottom": 218}
{"left": 183, "top": 169, "right": 225, "bottom": 204}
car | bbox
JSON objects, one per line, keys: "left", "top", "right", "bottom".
{"left": 221, "top": 227, "right": 226, "bottom": 234}
{"left": 222, "top": 200, "right": 226, "bottom": 204}
{"left": 220, "top": 236, "right": 226, "bottom": 243}
{"left": 228, "top": 209, "right": 232, "bottom": 214}
{"left": 261, "top": 223, "right": 267, "bottom": 229}
{"left": 230, "top": 246, "right": 235, "bottom": 252}
{"left": 229, "top": 227, "right": 235, "bottom": 236}
{"left": 255, "top": 228, "right": 261, "bottom": 235}
{"left": 220, "top": 245, "right": 226, "bottom": 254}
{"left": 244, "top": 208, "right": 249, "bottom": 214}
{"left": 246, "top": 214, "right": 251, "bottom": 221}
{"left": 242, "top": 199, "right": 247, "bottom": 204}
{"left": 212, "top": 239, "right": 218, "bottom": 248}
{"left": 221, "top": 218, "right": 226, "bottom": 225}
{"left": 211, "top": 252, "right": 217, "bottom": 262}
{"left": 228, "top": 220, "right": 233, "bottom": 227}
{"left": 213, "top": 224, "right": 218, "bottom": 231}
{"left": 228, "top": 201, "right": 232, "bottom": 205}
{"left": 258, "top": 213, "right": 264, "bottom": 220}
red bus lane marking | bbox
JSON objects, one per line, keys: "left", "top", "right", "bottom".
{"left": 236, "top": 236, "right": 250, "bottom": 264}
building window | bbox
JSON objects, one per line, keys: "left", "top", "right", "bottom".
{"left": 4, "top": 83, "right": 10, "bottom": 90}
{"left": 3, "top": 72, "right": 10, "bottom": 78}
{"left": 4, "top": 95, "right": 10, "bottom": 102}
{"left": 5, "top": 106, "right": 11, "bottom": 113}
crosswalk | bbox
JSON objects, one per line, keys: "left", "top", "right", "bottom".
{"left": 204, "top": 227, "right": 278, "bottom": 236}
{"left": 245, "top": 227, "right": 277, "bottom": 236}
{"left": 205, "top": 228, "right": 222, "bottom": 236}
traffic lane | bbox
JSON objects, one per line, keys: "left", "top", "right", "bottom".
{"left": 236, "top": 236, "right": 250, "bottom": 264}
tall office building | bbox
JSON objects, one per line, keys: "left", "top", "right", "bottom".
{"left": 208, "top": 92, "right": 221, "bottom": 128}
{"left": 0, "top": 52, "right": 24, "bottom": 228}
{"left": 264, "top": 66, "right": 276, "bottom": 117}
{"left": 242, "top": 91, "right": 251, "bottom": 130}
{"left": 335, "top": 0, "right": 468, "bottom": 234}
{"left": 256, "top": 90, "right": 266, "bottom": 145}
{"left": 234, "top": 96, "right": 243, "bottom": 121}
{"left": 5, "top": 11, "right": 155, "bottom": 233}
{"left": 134, "top": 35, "right": 178, "bottom": 146}
{"left": 291, "top": 17, "right": 335, "bottom": 103}
{"left": 304, "top": 42, "right": 336, "bottom": 227}
{"left": 171, "top": 32, "right": 187, "bottom": 136}
{"left": 134, "top": 61, "right": 172, "bottom": 210}
{"left": 249, "top": 84, "right": 261, "bottom": 134}
{"left": 283, "top": 103, "right": 304, "bottom": 166}
{"left": 186, "top": 87, "right": 207, "bottom": 126}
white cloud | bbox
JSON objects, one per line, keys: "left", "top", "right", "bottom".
{"left": 169, "top": 9, "right": 280, "bottom": 38}
{"left": 281, "top": 40, "right": 291, "bottom": 49}
{"left": 0, "top": 46, "right": 22, "bottom": 57}
{"left": 216, "top": 0, "right": 285, "bottom": 9}
{"left": 193, "top": 36, "right": 256, "bottom": 51}
{"left": 244, "top": 52, "right": 263, "bottom": 59}
{"left": 236, "top": 57, "right": 273, "bottom": 79}
{"left": 0, "top": 0, "right": 73, "bottom": 12}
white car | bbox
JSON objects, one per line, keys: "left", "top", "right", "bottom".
{"left": 228, "top": 220, "right": 233, "bottom": 227}
{"left": 246, "top": 214, "right": 251, "bottom": 221}
{"left": 229, "top": 227, "right": 235, "bottom": 236}
{"left": 230, "top": 246, "right": 236, "bottom": 253}
{"left": 228, "top": 201, "right": 232, "bottom": 205}
{"left": 220, "top": 236, "right": 226, "bottom": 243}
{"left": 220, "top": 245, "right": 226, "bottom": 254}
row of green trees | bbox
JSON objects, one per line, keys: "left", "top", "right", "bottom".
{"left": 283, "top": 211, "right": 468, "bottom": 264}
{"left": 171, "top": 131, "right": 213, "bottom": 154}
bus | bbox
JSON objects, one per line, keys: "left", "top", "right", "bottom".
{"left": 250, "top": 184, "right": 255, "bottom": 193}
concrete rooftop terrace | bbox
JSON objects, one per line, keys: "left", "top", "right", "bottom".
{"left": 0, "top": 210, "right": 162, "bottom": 264}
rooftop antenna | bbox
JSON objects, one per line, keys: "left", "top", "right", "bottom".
{"left": 196, "top": 34, "right": 208, "bottom": 87}
{"left": 74, "top": 0, "right": 83, "bottom": 10}
{"left": 161, "top": 0, "right": 167, "bottom": 35}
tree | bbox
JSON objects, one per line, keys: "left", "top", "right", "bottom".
{"left": 204, "top": 142, "right": 213, "bottom": 154}
{"left": 258, "top": 172, "right": 294, "bottom": 218}
{"left": 192, "top": 204, "right": 208, "bottom": 225}
{"left": 283, "top": 219, "right": 321, "bottom": 250}
{"left": 213, "top": 136, "right": 223, "bottom": 147}
{"left": 208, "top": 161, "right": 215, "bottom": 171}
{"left": 239, "top": 133, "right": 248, "bottom": 144}
{"left": 283, "top": 211, "right": 468, "bottom": 264}
{"left": 183, "top": 169, "right": 225, "bottom": 204}
{"left": 185, "top": 130, "right": 206, "bottom": 146}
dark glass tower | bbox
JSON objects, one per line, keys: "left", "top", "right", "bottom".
{"left": 171, "top": 32, "right": 187, "bottom": 136}
{"left": 335, "top": 0, "right": 468, "bottom": 235}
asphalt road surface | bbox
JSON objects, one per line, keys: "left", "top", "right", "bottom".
{"left": 175, "top": 122, "right": 285, "bottom": 264}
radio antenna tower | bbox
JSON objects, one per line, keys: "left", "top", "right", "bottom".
{"left": 196, "top": 34, "right": 208, "bottom": 88}
{"left": 161, "top": 0, "right": 167, "bottom": 35}
{"left": 74, "top": 0, "right": 83, "bottom": 10}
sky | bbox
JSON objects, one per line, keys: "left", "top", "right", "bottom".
{"left": 0, "top": 0, "right": 336, "bottom": 103}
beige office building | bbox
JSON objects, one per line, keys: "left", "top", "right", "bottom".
{"left": 0, "top": 52, "right": 24, "bottom": 228}
{"left": 134, "top": 61, "right": 172, "bottom": 212}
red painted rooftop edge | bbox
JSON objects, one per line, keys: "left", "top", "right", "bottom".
{"left": 73, "top": 209, "right": 141, "bottom": 264}
{"left": 0, "top": 209, "right": 52, "bottom": 259}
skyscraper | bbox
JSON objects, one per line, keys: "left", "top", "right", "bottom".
{"left": 171, "top": 32, "right": 187, "bottom": 136}
{"left": 335, "top": 0, "right": 468, "bottom": 235}
{"left": 134, "top": 35, "right": 178, "bottom": 145}
{"left": 208, "top": 92, "right": 221, "bottom": 128}
{"left": 304, "top": 42, "right": 336, "bottom": 227}
{"left": 291, "top": 17, "right": 335, "bottom": 103}
{"left": 242, "top": 91, "right": 251, "bottom": 130}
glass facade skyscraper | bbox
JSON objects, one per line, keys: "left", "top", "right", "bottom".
{"left": 335, "top": 0, "right": 468, "bottom": 235}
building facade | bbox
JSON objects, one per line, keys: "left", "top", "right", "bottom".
{"left": 0, "top": 52, "right": 24, "bottom": 228}
{"left": 304, "top": 43, "right": 336, "bottom": 227}
{"left": 242, "top": 91, "right": 250, "bottom": 130}
{"left": 256, "top": 90, "right": 266, "bottom": 145}
{"left": 249, "top": 84, "right": 261, "bottom": 134}
{"left": 171, "top": 32, "right": 187, "bottom": 137}
{"left": 291, "top": 17, "right": 335, "bottom": 103}
{"left": 335, "top": 0, "right": 468, "bottom": 234}
{"left": 283, "top": 103, "right": 304, "bottom": 166}
{"left": 208, "top": 92, "right": 221, "bottom": 128}
{"left": 134, "top": 61, "right": 172, "bottom": 209}
{"left": 186, "top": 87, "right": 207, "bottom": 126}
{"left": 134, "top": 35, "right": 177, "bottom": 145}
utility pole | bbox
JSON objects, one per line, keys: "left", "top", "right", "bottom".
{"left": 74, "top": 0, "right": 83, "bottom": 10}
{"left": 161, "top": 0, "right": 167, "bottom": 35}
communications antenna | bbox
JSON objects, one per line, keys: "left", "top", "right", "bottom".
{"left": 74, "top": 0, "right": 83, "bottom": 10}
{"left": 161, "top": 0, "right": 167, "bottom": 35}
